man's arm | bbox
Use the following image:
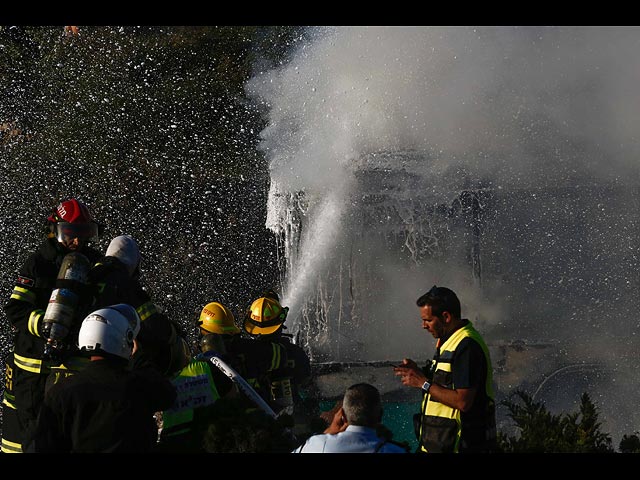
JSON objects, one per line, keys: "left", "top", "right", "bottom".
{"left": 433, "top": 338, "right": 484, "bottom": 412}
{"left": 428, "top": 384, "right": 477, "bottom": 412}
{"left": 393, "top": 339, "right": 483, "bottom": 412}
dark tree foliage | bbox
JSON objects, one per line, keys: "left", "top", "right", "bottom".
{"left": 619, "top": 433, "right": 640, "bottom": 453}
{"left": 498, "top": 389, "right": 614, "bottom": 453}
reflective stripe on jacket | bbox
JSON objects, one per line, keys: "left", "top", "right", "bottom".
{"left": 4, "top": 238, "right": 100, "bottom": 375}
{"left": 418, "top": 321, "right": 494, "bottom": 453}
{"left": 161, "top": 359, "right": 221, "bottom": 438}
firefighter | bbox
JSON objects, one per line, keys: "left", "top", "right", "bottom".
{"left": 243, "top": 295, "right": 313, "bottom": 434}
{"left": 156, "top": 336, "right": 235, "bottom": 452}
{"left": 193, "top": 304, "right": 298, "bottom": 452}
{"left": 28, "top": 304, "right": 176, "bottom": 453}
{"left": 195, "top": 301, "right": 289, "bottom": 413}
{"left": 1, "top": 198, "right": 102, "bottom": 453}
{"left": 88, "top": 234, "right": 185, "bottom": 377}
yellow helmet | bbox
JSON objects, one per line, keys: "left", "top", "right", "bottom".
{"left": 197, "top": 302, "right": 240, "bottom": 335}
{"left": 244, "top": 296, "right": 289, "bottom": 336}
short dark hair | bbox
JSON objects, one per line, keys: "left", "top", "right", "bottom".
{"left": 342, "top": 383, "right": 382, "bottom": 427}
{"left": 416, "top": 285, "right": 461, "bottom": 319}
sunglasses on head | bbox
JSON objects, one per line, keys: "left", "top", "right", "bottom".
{"left": 427, "top": 285, "right": 441, "bottom": 296}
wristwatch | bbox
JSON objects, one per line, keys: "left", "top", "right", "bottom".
{"left": 421, "top": 381, "right": 431, "bottom": 394}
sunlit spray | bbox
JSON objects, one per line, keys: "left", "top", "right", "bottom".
{"left": 280, "top": 185, "right": 348, "bottom": 335}
{"left": 249, "top": 26, "right": 640, "bottom": 444}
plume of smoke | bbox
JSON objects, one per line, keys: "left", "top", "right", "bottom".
{"left": 247, "top": 27, "right": 640, "bottom": 444}
{"left": 249, "top": 26, "right": 640, "bottom": 194}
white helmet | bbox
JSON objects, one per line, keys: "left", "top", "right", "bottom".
{"left": 105, "top": 235, "right": 141, "bottom": 276}
{"left": 78, "top": 304, "right": 141, "bottom": 360}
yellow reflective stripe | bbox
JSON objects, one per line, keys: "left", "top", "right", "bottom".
{"left": 1, "top": 438, "right": 22, "bottom": 453}
{"left": 13, "top": 352, "right": 44, "bottom": 374}
{"left": 2, "top": 393, "right": 16, "bottom": 409}
{"left": 28, "top": 309, "right": 45, "bottom": 337}
{"left": 137, "top": 301, "right": 158, "bottom": 322}
{"left": 275, "top": 343, "right": 282, "bottom": 369}
{"left": 10, "top": 286, "right": 36, "bottom": 303}
{"left": 437, "top": 362, "right": 452, "bottom": 373}
{"left": 270, "top": 343, "right": 282, "bottom": 371}
{"left": 425, "top": 397, "right": 460, "bottom": 419}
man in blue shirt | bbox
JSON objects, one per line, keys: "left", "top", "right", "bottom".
{"left": 291, "top": 383, "right": 408, "bottom": 453}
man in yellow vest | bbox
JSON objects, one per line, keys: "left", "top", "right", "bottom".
{"left": 393, "top": 285, "right": 497, "bottom": 453}
{"left": 156, "top": 336, "right": 234, "bottom": 452}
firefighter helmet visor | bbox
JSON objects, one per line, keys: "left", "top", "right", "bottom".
{"left": 54, "top": 222, "right": 99, "bottom": 243}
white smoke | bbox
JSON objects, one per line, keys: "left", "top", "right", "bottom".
{"left": 247, "top": 26, "right": 640, "bottom": 446}
{"left": 250, "top": 26, "right": 640, "bottom": 193}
